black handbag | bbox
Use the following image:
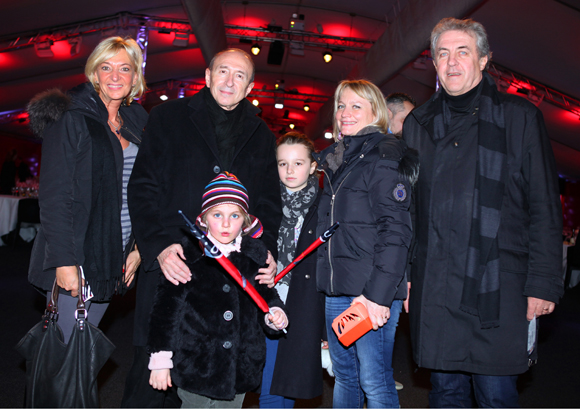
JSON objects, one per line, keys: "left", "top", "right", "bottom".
{"left": 15, "top": 266, "right": 116, "bottom": 407}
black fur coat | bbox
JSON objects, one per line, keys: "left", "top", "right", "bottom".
{"left": 147, "top": 235, "right": 284, "bottom": 400}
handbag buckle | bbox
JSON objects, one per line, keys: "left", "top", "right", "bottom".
{"left": 75, "top": 308, "right": 87, "bottom": 331}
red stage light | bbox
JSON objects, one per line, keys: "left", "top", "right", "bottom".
{"left": 52, "top": 40, "right": 73, "bottom": 59}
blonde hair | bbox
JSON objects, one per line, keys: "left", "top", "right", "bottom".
{"left": 85, "top": 36, "right": 146, "bottom": 104}
{"left": 332, "top": 79, "right": 389, "bottom": 141}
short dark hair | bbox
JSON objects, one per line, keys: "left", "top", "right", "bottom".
{"left": 386, "top": 92, "right": 416, "bottom": 114}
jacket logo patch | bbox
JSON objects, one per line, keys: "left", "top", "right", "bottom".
{"left": 393, "top": 183, "right": 407, "bottom": 201}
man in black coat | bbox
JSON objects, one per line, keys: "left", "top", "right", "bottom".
{"left": 122, "top": 48, "right": 282, "bottom": 407}
{"left": 403, "top": 18, "right": 563, "bottom": 408}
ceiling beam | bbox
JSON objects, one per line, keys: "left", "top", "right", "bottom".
{"left": 305, "top": 0, "right": 486, "bottom": 140}
{"left": 181, "top": 0, "right": 228, "bottom": 66}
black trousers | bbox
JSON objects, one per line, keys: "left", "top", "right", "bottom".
{"left": 121, "top": 346, "right": 181, "bottom": 408}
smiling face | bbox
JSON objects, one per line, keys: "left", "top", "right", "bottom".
{"left": 433, "top": 30, "right": 488, "bottom": 96}
{"left": 204, "top": 203, "right": 246, "bottom": 244}
{"left": 205, "top": 51, "right": 254, "bottom": 111}
{"left": 277, "top": 143, "right": 317, "bottom": 192}
{"left": 335, "top": 87, "right": 377, "bottom": 136}
{"left": 93, "top": 48, "right": 137, "bottom": 107}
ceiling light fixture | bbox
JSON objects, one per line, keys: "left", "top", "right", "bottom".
{"left": 274, "top": 99, "right": 284, "bottom": 109}
{"left": 303, "top": 98, "right": 311, "bottom": 112}
{"left": 173, "top": 31, "right": 189, "bottom": 47}
{"left": 324, "top": 132, "right": 333, "bottom": 139}
{"left": 34, "top": 40, "right": 54, "bottom": 58}
{"left": 323, "top": 51, "right": 333, "bottom": 63}
{"left": 252, "top": 99, "right": 259, "bottom": 106}
{"left": 289, "top": 123, "right": 295, "bottom": 129}
{"left": 68, "top": 37, "right": 82, "bottom": 56}
{"left": 159, "top": 94, "right": 168, "bottom": 101}
{"left": 251, "top": 43, "right": 261, "bottom": 56}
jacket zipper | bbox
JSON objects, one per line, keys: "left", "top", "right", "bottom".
{"left": 324, "top": 169, "right": 353, "bottom": 294}
{"left": 121, "top": 126, "right": 142, "bottom": 143}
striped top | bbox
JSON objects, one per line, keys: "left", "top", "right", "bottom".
{"left": 121, "top": 142, "right": 139, "bottom": 248}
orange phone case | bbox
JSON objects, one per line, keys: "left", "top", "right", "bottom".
{"left": 332, "top": 303, "right": 373, "bottom": 347}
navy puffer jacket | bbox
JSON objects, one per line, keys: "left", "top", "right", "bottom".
{"left": 314, "top": 126, "right": 419, "bottom": 307}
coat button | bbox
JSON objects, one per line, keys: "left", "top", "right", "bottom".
{"left": 308, "top": 229, "right": 313, "bottom": 234}
{"left": 223, "top": 341, "right": 232, "bottom": 349}
{"left": 223, "top": 284, "right": 231, "bottom": 293}
{"left": 213, "top": 165, "right": 221, "bottom": 174}
{"left": 223, "top": 311, "right": 233, "bottom": 321}
{"left": 305, "top": 274, "right": 311, "bottom": 279}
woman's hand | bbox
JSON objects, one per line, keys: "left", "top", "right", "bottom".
{"left": 149, "top": 369, "right": 172, "bottom": 391}
{"left": 352, "top": 294, "right": 390, "bottom": 330}
{"left": 56, "top": 266, "right": 81, "bottom": 297}
{"left": 124, "top": 248, "right": 141, "bottom": 286}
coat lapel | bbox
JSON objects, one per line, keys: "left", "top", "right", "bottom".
{"left": 187, "top": 95, "right": 222, "bottom": 165}
{"left": 232, "top": 100, "right": 262, "bottom": 165}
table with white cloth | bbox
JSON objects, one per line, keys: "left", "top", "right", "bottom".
{"left": 0, "top": 195, "right": 38, "bottom": 245}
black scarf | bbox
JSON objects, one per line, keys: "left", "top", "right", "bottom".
{"left": 82, "top": 116, "right": 124, "bottom": 301}
{"left": 276, "top": 175, "right": 318, "bottom": 287}
{"left": 433, "top": 72, "right": 507, "bottom": 329}
{"left": 203, "top": 86, "right": 245, "bottom": 170}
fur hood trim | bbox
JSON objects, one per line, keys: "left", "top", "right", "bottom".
{"left": 398, "top": 147, "right": 420, "bottom": 187}
{"left": 27, "top": 88, "right": 70, "bottom": 138}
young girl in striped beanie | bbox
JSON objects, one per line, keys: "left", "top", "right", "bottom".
{"left": 147, "top": 172, "right": 288, "bottom": 408}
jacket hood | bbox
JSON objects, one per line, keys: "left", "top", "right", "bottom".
{"left": 27, "top": 83, "right": 103, "bottom": 138}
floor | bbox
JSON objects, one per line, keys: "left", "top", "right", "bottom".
{"left": 1, "top": 243, "right": 579, "bottom": 408}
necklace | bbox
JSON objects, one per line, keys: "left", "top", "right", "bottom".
{"left": 108, "top": 112, "right": 122, "bottom": 136}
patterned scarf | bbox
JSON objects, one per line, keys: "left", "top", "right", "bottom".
{"left": 433, "top": 72, "right": 507, "bottom": 329}
{"left": 276, "top": 175, "right": 318, "bottom": 289}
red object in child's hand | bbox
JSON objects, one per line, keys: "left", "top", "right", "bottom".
{"left": 332, "top": 303, "right": 373, "bottom": 347}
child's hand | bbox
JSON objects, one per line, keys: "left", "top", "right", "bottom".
{"left": 149, "top": 369, "right": 172, "bottom": 390}
{"left": 266, "top": 306, "right": 288, "bottom": 330}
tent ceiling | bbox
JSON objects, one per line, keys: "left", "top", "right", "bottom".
{"left": 1, "top": 0, "right": 579, "bottom": 178}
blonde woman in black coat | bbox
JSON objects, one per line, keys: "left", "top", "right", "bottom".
{"left": 27, "top": 36, "right": 147, "bottom": 342}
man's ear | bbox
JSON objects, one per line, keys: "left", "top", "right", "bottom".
{"left": 205, "top": 68, "right": 211, "bottom": 88}
{"left": 244, "top": 82, "right": 255, "bottom": 98}
{"left": 479, "top": 55, "right": 488, "bottom": 71}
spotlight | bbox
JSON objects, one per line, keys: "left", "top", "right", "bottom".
{"left": 289, "top": 123, "right": 295, "bottom": 129}
{"left": 324, "top": 132, "right": 333, "bottom": 139}
{"left": 275, "top": 79, "right": 285, "bottom": 90}
{"left": 178, "top": 88, "right": 185, "bottom": 99}
{"left": 274, "top": 99, "right": 284, "bottom": 109}
{"left": 34, "top": 40, "right": 54, "bottom": 58}
{"left": 252, "top": 99, "right": 259, "bottom": 106}
{"left": 159, "top": 94, "right": 168, "bottom": 101}
{"left": 251, "top": 43, "right": 261, "bottom": 56}
{"left": 323, "top": 51, "right": 333, "bottom": 63}
{"left": 303, "top": 99, "right": 311, "bottom": 112}
{"left": 173, "top": 32, "right": 189, "bottom": 47}
{"left": 283, "top": 109, "right": 289, "bottom": 119}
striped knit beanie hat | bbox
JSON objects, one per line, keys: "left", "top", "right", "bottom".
{"left": 196, "top": 172, "right": 263, "bottom": 238}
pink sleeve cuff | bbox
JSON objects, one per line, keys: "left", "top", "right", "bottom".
{"left": 148, "top": 351, "right": 174, "bottom": 370}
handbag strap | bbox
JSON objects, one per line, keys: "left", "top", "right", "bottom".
{"left": 42, "top": 278, "right": 60, "bottom": 331}
{"left": 43, "top": 266, "right": 88, "bottom": 332}
{"left": 75, "top": 265, "right": 88, "bottom": 332}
